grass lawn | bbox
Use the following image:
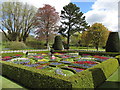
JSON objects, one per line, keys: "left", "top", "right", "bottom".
{"left": 70, "top": 46, "right": 105, "bottom": 51}
{"left": 97, "top": 66, "right": 120, "bottom": 89}
{"left": 0, "top": 76, "right": 27, "bottom": 89}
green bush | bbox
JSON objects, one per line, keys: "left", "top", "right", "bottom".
{"left": 1, "top": 58, "right": 119, "bottom": 88}
{"left": 26, "top": 41, "right": 46, "bottom": 49}
{"left": 8, "top": 41, "right": 27, "bottom": 50}
{"left": 53, "top": 36, "right": 63, "bottom": 50}
{"left": 106, "top": 32, "right": 120, "bottom": 52}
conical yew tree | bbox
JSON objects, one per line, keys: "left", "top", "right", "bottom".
{"left": 53, "top": 36, "right": 63, "bottom": 50}
{"left": 106, "top": 32, "right": 120, "bottom": 52}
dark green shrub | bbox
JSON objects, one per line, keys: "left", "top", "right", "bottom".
{"left": 53, "top": 36, "right": 63, "bottom": 50}
{"left": 8, "top": 41, "right": 27, "bottom": 50}
{"left": 106, "top": 32, "right": 120, "bottom": 52}
{"left": 26, "top": 41, "right": 46, "bottom": 49}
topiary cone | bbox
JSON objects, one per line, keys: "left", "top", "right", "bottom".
{"left": 106, "top": 32, "right": 120, "bottom": 52}
{"left": 53, "top": 36, "right": 63, "bottom": 50}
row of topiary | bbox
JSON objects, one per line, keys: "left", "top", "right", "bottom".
{"left": 1, "top": 57, "right": 119, "bottom": 88}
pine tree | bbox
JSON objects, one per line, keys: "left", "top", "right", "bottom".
{"left": 59, "top": 3, "right": 89, "bottom": 49}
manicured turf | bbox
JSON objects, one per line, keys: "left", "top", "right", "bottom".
{"left": 0, "top": 75, "right": 26, "bottom": 89}
{"left": 97, "top": 66, "right": 120, "bottom": 89}
{"left": 70, "top": 46, "right": 105, "bottom": 51}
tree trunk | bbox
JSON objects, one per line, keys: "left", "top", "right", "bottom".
{"left": 95, "top": 46, "right": 99, "bottom": 51}
{"left": 46, "top": 32, "right": 49, "bottom": 49}
{"left": 87, "top": 46, "right": 88, "bottom": 51}
{"left": 67, "top": 25, "right": 71, "bottom": 50}
{"left": 1, "top": 29, "right": 11, "bottom": 41}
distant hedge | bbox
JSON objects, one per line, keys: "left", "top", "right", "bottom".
{"left": 26, "top": 41, "right": 46, "bottom": 49}
{"left": 1, "top": 58, "right": 119, "bottom": 88}
{"left": 7, "top": 41, "right": 27, "bottom": 50}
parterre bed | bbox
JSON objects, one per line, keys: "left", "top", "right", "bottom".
{"left": 1, "top": 52, "right": 119, "bottom": 88}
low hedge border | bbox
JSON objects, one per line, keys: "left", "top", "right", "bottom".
{"left": 79, "top": 51, "right": 120, "bottom": 57}
{"left": 2, "top": 51, "right": 50, "bottom": 57}
{"left": 1, "top": 58, "right": 119, "bottom": 88}
{"left": 1, "top": 61, "right": 72, "bottom": 88}
{"left": 2, "top": 50, "right": 120, "bottom": 57}
{"left": 68, "top": 58, "right": 119, "bottom": 88}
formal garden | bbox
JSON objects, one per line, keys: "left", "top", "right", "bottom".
{"left": 0, "top": 2, "right": 120, "bottom": 89}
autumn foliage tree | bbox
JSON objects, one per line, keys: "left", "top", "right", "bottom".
{"left": 34, "top": 4, "right": 60, "bottom": 47}
{"left": 81, "top": 31, "right": 91, "bottom": 48}
{"left": 87, "top": 23, "right": 110, "bottom": 51}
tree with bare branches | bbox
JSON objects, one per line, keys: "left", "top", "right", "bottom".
{"left": 0, "top": 2, "right": 36, "bottom": 42}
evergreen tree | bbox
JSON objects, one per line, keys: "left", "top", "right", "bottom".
{"left": 53, "top": 36, "right": 63, "bottom": 50}
{"left": 59, "top": 3, "right": 89, "bottom": 49}
{"left": 106, "top": 32, "right": 120, "bottom": 52}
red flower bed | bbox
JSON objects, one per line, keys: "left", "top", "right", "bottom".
{"left": 2, "top": 56, "right": 12, "bottom": 61}
{"left": 34, "top": 56, "right": 43, "bottom": 59}
{"left": 74, "top": 61, "right": 97, "bottom": 64}
{"left": 15, "top": 54, "right": 22, "bottom": 57}
{"left": 93, "top": 55, "right": 109, "bottom": 60}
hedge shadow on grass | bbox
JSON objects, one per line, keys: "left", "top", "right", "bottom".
{"left": 96, "top": 81, "right": 120, "bottom": 89}
{"left": 89, "top": 68, "right": 106, "bottom": 88}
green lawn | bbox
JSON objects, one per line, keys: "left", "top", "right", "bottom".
{"left": 97, "top": 66, "right": 120, "bottom": 89}
{"left": 0, "top": 76, "right": 27, "bottom": 89}
{"left": 70, "top": 46, "right": 105, "bottom": 51}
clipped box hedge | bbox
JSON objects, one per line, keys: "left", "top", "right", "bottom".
{"left": 79, "top": 51, "right": 120, "bottom": 57}
{"left": 1, "top": 58, "right": 119, "bottom": 88}
{"left": 2, "top": 51, "right": 50, "bottom": 57}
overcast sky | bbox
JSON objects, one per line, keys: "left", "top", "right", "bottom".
{"left": 0, "top": 0, "right": 119, "bottom": 32}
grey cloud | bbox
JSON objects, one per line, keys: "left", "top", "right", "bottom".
{"left": 86, "top": 13, "right": 105, "bottom": 24}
